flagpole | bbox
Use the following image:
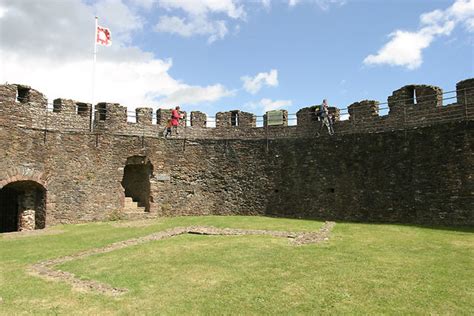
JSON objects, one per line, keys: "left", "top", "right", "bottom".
{"left": 91, "top": 16, "right": 98, "bottom": 132}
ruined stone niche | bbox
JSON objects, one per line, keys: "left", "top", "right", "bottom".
{"left": 17, "top": 85, "right": 30, "bottom": 103}
{"left": 0, "top": 180, "right": 46, "bottom": 233}
{"left": 121, "top": 156, "right": 154, "bottom": 212}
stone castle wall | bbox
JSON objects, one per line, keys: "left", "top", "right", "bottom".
{"left": 0, "top": 79, "right": 473, "bottom": 227}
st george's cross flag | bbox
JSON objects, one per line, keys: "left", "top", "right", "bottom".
{"left": 96, "top": 25, "right": 112, "bottom": 46}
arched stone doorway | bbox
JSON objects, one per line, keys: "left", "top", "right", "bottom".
{"left": 121, "top": 156, "right": 153, "bottom": 212}
{"left": 0, "top": 180, "right": 46, "bottom": 233}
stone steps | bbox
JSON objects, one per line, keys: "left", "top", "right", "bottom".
{"left": 124, "top": 197, "right": 139, "bottom": 209}
{"left": 121, "top": 212, "right": 158, "bottom": 220}
{"left": 122, "top": 197, "right": 155, "bottom": 220}
{"left": 123, "top": 206, "right": 146, "bottom": 213}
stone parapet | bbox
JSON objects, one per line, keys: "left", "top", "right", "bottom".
{"left": 348, "top": 100, "right": 379, "bottom": 123}
{"left": 388, "top": 84, "right": 442, "bottom": 116}
{"left": 216, "top": 110, "right": 256, "bottom": 128}
{"left": 0, "top": 78, "right": 471, "bottom": 138}
{"left": 191, "top": 111, "right": 207, "bottom": 127}
{"left": 456, "top": 78, "right": 474, "bottom": 108}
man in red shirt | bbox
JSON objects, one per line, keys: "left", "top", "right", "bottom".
{"left": 171, "top": 106, "right": 183, "bottom": 135}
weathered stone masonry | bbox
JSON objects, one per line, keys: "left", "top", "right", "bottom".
{"left": 0, "top": 79, "right": 473, "bottom": 232}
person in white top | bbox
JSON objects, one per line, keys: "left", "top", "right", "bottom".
{"left": 318, "top": 99, "right": 334, "bottom": 135}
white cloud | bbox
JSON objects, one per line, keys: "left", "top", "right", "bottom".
{"left": 130, "top": 0, "right": 156, "bottom": 9}
{"left": 159, "top": 84, "right": 236, "bottom": 105}
{"left": 288, "top": 0, "right": 346, "bottom": 10}
{"left": 1, "top": 52, "right": 234, "bottom": 109}
{"left": 289, "top": 0, "right": 300, "bottom": 7}
{"left": 364, "top": 0, "right": 474, "bottom": 69}
{"left": 154, "top": 15, "right": 228, "bottom": 43}
{"left": 260, "top": 98, "right": 292, "bottom": 112}
{"left": 246, "top": 98, "right": 292, "bottom": 113}
{"left": 153, "top": 0, "right": 245, "bottom": 42}
{"left": 241, "top": 69, "right": 278, "bottom": 94}
{"left": 0, "top": 0, "right": 233, "bottom": 109}
{"left": 0, "top": 0, "right": 95, "bottom": 61}
{"left": 261, "top": 0, "right": 271, "bottom": 9}
{"left": 0, "top": 5, "right": 7, "bottom": 18}
{"left": 157, "top": 0, "right": 245, "bottom": 19}
{"left": 364, "top": 30, "right": 439, "bottom": 70}
{"left": 316, "top": 0, "right": 347, "bottom": 11}
{"left": 450, "top": 0, "right": 474, "bottom": 30}
{"left": 466, "top": 18, "right": 474, "bottom": 31}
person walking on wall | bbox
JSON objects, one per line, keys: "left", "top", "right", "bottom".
{"left": 171, "top": 106, "right": 183, "bottom": 135}
{"left": 318, "top": 99, "right": 334, "bottom": 136}
{"left": 163, "top": 118, "right": 172, "bottom": 138}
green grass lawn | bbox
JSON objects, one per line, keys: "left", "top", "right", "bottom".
{"left": 0, "top": 216, "right": 473, "bottom": 315}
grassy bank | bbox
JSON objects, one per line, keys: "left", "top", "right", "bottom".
{"left": 0, "top": 216, "right": 472, "bottom": 315}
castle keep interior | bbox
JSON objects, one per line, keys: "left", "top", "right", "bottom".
{"left": 0, "top": 79, "right": 472, "bottom": 232}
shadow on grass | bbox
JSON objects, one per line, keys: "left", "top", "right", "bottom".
{"left": 262, "top": 213, "right": 474, "bottom": 233}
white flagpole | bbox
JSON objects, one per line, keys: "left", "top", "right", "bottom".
{"left": 91, "top": 16, "right": 98, "bottom": 131}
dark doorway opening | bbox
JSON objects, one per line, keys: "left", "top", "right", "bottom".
{"left": 121, "top": 156, "right": 153, "bottom": 212}
{"left": 0, "top": 181, "right": 46, "bottom": 233}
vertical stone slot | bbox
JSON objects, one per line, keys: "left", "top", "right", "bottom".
{"left": 231, "top": 111, "right": 239, "bottom": 126}
{"left": 404, "top": 86, "right": 417, "bottom": 105}
{"left": 121, "top": 157, "right": 153, "bottom": 212}
{"left": 97, "top": 104, "right": 107, "bottom": 121}
{"left": 0, "top": 181, "right": 46, "bottom": 233}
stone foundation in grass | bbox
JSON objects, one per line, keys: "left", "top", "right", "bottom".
{"left": 28, "top": 222, "right": 336, "bottom": 296}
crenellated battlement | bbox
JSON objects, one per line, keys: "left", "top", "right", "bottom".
{"left": 0, "top": 84, "right": 48, "bottom": 107}
{"left": 0, "top": 78, "right": 472, "bottom": 139}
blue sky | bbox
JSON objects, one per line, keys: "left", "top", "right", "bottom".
{"left": 0, "top": 0, "right": 473, "bottom": 120}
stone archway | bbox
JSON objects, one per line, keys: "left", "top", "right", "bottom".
{"left": 0, "top": 180, "right": 46, "bottom": 233}
{"left": 121, "top": 156, "right": 153, "bottom": 212}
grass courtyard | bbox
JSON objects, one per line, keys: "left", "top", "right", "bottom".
{"left": 0, "top": 216, "right": 473, "bottom": 315}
